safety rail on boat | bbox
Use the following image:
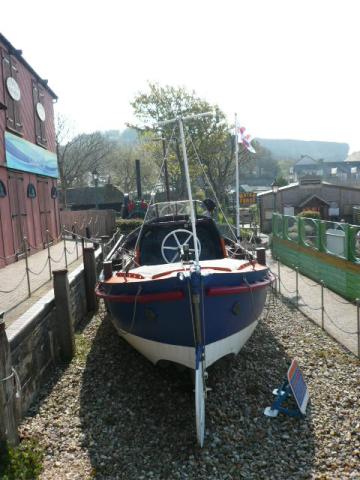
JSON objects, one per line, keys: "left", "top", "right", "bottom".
{"left": 146, "top": 200, "right": 209, "bottom": 221}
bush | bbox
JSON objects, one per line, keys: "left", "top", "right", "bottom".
{"left": 0, "top": 440, "right": 43, "bottom": 479}
{"left": 115, "top": 218, "right": 143, "bottom": 235}
{"left": 297, "top": 210, "right": 321, "bottom": 220}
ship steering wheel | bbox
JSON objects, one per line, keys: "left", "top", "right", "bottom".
{"left": 161, "top": 229, "right": 201, "bottom": 264}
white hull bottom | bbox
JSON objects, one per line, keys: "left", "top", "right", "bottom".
{"left": 114, "top": 321, "right": 258, "bottom": 369}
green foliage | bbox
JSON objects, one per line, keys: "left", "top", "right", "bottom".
{"left": 115, "top": 218, "right": 143, "bottom": 235}
{"left": 130, "top": 82, "right": 235, "bottom": 202}
{"left": 0, "top": 440, "right": 43, "bottom": 479}
{"left": 249, "top": 204, "right": 259, "bottom": 225}
{"left": 297, "top": 210, "right": 321, "bottom": 219}
{"left": 274, "top": 176, "right": 288, "bottom": 187}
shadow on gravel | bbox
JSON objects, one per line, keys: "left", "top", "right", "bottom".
{"left": 79, "top": 315, "right": 315, "bottom": 480}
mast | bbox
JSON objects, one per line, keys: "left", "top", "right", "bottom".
{"left": 156, "top": 112, "right": 213, "bottom": 269}
{"left": 235, "top": 113, "right": 240, "bottom": 241}
{"left": 178, "top": 117, "right": 200, "bottom": 268}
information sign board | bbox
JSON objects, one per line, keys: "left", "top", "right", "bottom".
{"left": 287, "top": 359, "right": 309, "bottom": 415}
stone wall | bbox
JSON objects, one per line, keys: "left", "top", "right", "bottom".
{"left": 5, "top": 251, "right": 100, "bottom": 417}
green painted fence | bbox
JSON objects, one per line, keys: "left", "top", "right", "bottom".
{"left": 272, "top": 214, "right": 360, "bottom": 301}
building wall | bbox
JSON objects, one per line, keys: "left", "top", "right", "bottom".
{"left": 0, "top": 36, "right": 59, "bottom": 267}
{"left": 259, "top": 183, "right": 360, "bottom": 232}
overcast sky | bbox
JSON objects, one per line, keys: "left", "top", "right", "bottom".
{"left": 2, "top": 0, "right": 360, "bottom": 151}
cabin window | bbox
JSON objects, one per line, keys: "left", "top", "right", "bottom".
{"left": 1, "top": 49, "right": 23, "bottom": 134}
{"left": 0, "top": 180, "right": 7, "bottom": 198}
{"left": 51, "top": 186, "right": 57, "bottom": 199}
{"left": 27, "top": 183, "right": 37, "bottom": 198}
{"left": 32, "top": 80, "right": 47, "bottom": 147}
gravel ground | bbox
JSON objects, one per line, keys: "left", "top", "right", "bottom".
{"left": 20, "top": 295, "right": 360, "bottom": 479}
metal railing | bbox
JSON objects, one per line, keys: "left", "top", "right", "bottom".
{"left": 0, "top": 227, "right": 121, "bottom": 317}
{"left": 273, "top": 213, "right": 360, "bottom": 263}
{"left": 270, "top": 258, "right": 360, "bottom": 358}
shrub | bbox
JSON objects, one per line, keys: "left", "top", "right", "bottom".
{"left": 115, "top": 218, "right": 143, "bottom": 235}
{"left": 0, "top": 439, "right": 43, "bottom": 479}
{"left": 297, "top": 210, "right": 321, "bottom": 220}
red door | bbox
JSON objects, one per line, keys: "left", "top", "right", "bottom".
{"left": 37, "top": 178, "right": 51, "bottom": 244}
{"left": 8, "top": 173, "right": 27, "bottom": 255}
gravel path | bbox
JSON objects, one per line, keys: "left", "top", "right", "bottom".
{"left": 20, "top": 295, "right": 360, "bottom": 479}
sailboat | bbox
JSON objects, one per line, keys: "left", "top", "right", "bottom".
{"left": 95, "top": 112, "right": 273, "bottom": 446}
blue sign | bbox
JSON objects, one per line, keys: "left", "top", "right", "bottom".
{"left": 5, "top": 132, "right": 59, "bottom": 178}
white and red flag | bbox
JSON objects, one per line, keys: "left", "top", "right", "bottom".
{"left": 238, "top": 126, "right": 256, "bottom": 154}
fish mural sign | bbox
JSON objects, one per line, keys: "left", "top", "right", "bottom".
{"left": 5, "top": 132, "right": 58, "bottom": 178}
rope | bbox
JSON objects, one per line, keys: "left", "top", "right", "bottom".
{"left": 0, "top": 371, "right": 14, "bottom": 383}
{"left": 50, "top": 250, "right": 65, "bottom": 263}
{"left": 187, "top": 131, "right": 238, "bottom": 243}
{"left": 28, "top": 258, "right": 49, "bottom": 276}
{"left": 134, "top": 123, "right": 178, "bottom": 254}
{"left": 0, "top": 270, "right": 27, "bottom": 293}
{"left": 298, "top": 276, "right": 320, "bottom": 288}
{"left": 323, "top": 309, "right": 358, "bottom": 335}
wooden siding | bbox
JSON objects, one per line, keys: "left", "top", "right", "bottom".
{"left": 0, "top": 38, "right": 57, "bottom": 168}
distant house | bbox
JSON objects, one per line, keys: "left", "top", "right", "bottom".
{"left": 64, "top": 184, "right": 123, "bottom": 212}
{"left": 257, "top": 178, "right": 360, "bottom": 232}
{"left": 292, "top": 155, "right": 360, "bottom": 185}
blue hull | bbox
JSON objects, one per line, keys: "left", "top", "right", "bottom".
{"left": 102, "top": 269, "right": 269, "bottom": 348}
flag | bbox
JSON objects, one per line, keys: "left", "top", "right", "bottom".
{"left": 238, "top": 126, "right": 256, "bottom": 154}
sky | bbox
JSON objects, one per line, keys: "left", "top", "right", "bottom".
{"left": 2, "top": 0, "right": 360, "bottom": 152}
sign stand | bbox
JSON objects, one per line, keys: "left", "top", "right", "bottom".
{"left": 264, "top": 359, "right": 309, "bottom": 418}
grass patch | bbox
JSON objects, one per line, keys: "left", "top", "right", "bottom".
{"left": 0, "top": 439, "right": 43, "bottom": 480}
{"left": 75, "top": 333, "right": 92, "bottom": 362}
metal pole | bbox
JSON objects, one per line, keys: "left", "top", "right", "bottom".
{"left": 277, "top": 259, "right": 281, "bottom": 295}
{"left": 295, "top": 267, "right": 299, "bottom": 308}
{"left": 162, "top": 137, "right": 171, "bottom": 201}
{"left": 23, "top": 236, "right": 31, "bottom": 298}
{"left": 135, "top": 159, "right": 142, "bottom": 200}
{"left": 63, "top": 227, "right": 68, "bottom": 269}
{"left": 178, "top": 117, "right": 200, "bottom": 268}
{"left": 234, "top": 113, "right": 240, "bottom": 241}
{"left": 75, "top": 223, "right": 79, "bottom": 260}
{"left": 356, "top": 298, "right": 360, "bottom": 358}
{"left": 321, "top": 280, "right": 324, "bottom": 330}
{"left": 46, "top": 229, "right": 52, "bottom": 280}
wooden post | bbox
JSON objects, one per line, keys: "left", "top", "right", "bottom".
{"left": 0, "top": 313, "right": 18, "bottom": 447}
{"left": 83, "top": 247, "right": 97, "bottom": 312}
{"left": 256, "top": 247, "right": 266, "bottom": 266}
{"left": 53, "top": 270, "right": 75, "bottom": 362}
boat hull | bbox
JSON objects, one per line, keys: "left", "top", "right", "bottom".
{"left": 99, "top": 269, "right": 271, "bottom": 369}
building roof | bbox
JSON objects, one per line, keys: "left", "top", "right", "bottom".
{"left": 0, "top": 33, "right": 57, "bottom": 99}
{"left": 66, "top": 184, "right": 124, "bottom": 206}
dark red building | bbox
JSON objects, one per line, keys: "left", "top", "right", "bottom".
{"left": 0, "top": 33, "right": 59, "bottom": 267}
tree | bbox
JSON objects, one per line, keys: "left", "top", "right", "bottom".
{"left": 130, "top": 83, "right": 235, "bottom": 203}
{"left": 56, "top": 116, "right": 116, "bottom": 207}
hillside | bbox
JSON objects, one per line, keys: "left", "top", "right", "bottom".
{"left": 256, "top": 138, "right": 349, "bottom": 163}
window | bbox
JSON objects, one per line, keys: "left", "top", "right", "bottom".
{"left": 27, "top": 183, "right": 36, "bottom": 198}
{"left": 0, "top": 180, "right": 7, "bottom": 197}
{"left": 1, "top": 48, "right": 22, "bottom": 134}
{"left": 351, "top": 166, "right": 358, "bottom": 174}
{"left": 331, "top": 167, "right": 337, "bottom": 176}
{"left": 32, "top": 80, "right": 47, "bottom": 147}
{"left": 51, "top": 186, "right": 57, "bottom": 199}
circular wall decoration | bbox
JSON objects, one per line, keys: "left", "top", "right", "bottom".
{"left": 51, "top": 186, "right": 57, "bottom": 199}
{"left": 36, "top": 102, "right": 46, "bottom": 122}
{"left": 6, "top": 77, "right": 21, "bottom": 101}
